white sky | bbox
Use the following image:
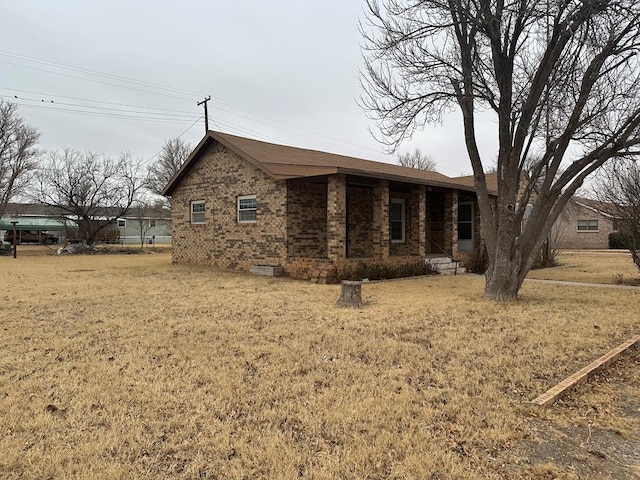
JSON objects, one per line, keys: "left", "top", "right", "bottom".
{"left": 0, "top": 1, "right": 497, "bottom": 177}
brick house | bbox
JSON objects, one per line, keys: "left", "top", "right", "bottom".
{"left": 163, "top": 131, "right": 496, "bottom": 282}
{"left": 556, "top": 197, "right": 619, "bottom": 249}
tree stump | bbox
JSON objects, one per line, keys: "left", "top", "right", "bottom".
{"left": 336, "top": 280, "right": 362, "bottom": 308}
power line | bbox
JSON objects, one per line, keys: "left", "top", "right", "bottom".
{"left": 0, "top": 53, "right": 391, "bottom": 162}
{"left": 2, "top": 94, "right": 200, "bottom": 120}
{"left": 143, "top": 115, "right": 204, "bottom": 165}
{"left": 205, "top": 95, "right": 397, "bottom": 159}
{"left": 0, "top": 86, "right": 199, "bottom": 115}
{"left": 0, "top": 60, "right": 197, "bottom": 102}
{"left": 0, "top": 50, "right": 206, "bottom": 98}
{"left": 0, "top": 52, "right": 431, "bottom": 169}
{"left": 13, "top": 102, "right": 200, "bottom": 124}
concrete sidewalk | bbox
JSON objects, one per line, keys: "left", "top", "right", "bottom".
{"left": 525, "top": 278, "right": 640, "bottom": 290}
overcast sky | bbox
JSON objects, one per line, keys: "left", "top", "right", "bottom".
{"left": 1, "top": 1, "right": 495, "bottom": 177}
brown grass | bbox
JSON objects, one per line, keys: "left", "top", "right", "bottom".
{"left": 1, "top": 253, "right": 638, "bottom": 479}
{"left": 527, "top": 249, "right": 640, "bottom": 285}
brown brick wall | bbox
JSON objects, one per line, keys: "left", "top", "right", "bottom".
{"left": 372, "top": 180, "right": 390, "bottom": 259}
{"left": 287, "top": 180, "right": 327, "bottom": 258}
{"left": 426, "top": 190, "right": 445, "bottom": 254}
{"left": 346, "top": 186, "right": 374, "bottom": 258}
{"left": 327, "top": 175, "right": 347, "bottom": 262}
{"left": 170, "top": 142, "right": 287, "bottom": 270}
{"left": 556, "top": 202, "right": 615, "bottom": 249}
{"left": 284, "top": 257, "right": 335, "bottom": 283}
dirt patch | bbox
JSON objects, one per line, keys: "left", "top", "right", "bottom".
{"left": 518, "top": 421, "right": 640, "bottom": 479}
{"left": 510, "top": 353, "right": 640, "bottom": 479}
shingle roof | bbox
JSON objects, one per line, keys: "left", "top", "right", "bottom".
{"left": 453, "top": 173, "right": 499, "bottom": 193}
{"left": 573, "top": 197, "right": 618, "bottom": 218}
{"left": 163, "top": 131, "right": 497, "bottom": 196}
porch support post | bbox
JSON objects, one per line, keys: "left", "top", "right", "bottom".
{"left": 372, "top": 179, "right": 390, "bottom": 259}
{"left": 444, "top": 190, "right": 459, "bottom": 258}
{"left": 416, "top": 185, "right": 426, "bottom": 257}
{"left": 327, "top": 174, "right": 347, "bottom": 263}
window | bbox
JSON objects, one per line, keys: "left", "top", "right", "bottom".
{"left": 458, "top": 201, "right": 474, "bottom": 252}
{"left": 117, "top": 219, "right": 126, "bottom": 228}
{"left": 613, "top": 219, "right": 620, "bottom": 231}
{"left": 577, "top": 220, "right": 598, "bottom": 231}
{"left": 237, "top": 195, "right": 257, "bottom": 223}
{"left": 390, "top": 198, "right": 405, "bottom": 243}
{"left": 191, "top": 201, "right": 206, "bottom": 224}
{"left": 149, "top": 219, "right": 157, "bottom": 228}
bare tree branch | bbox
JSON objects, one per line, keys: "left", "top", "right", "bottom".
{"left": 593, "top": 159, "right": 640, "bottom": 270}
{"left": 148, "top": 138, "right": 192, "bottom": 195}
{"left": 36, "top": 149, "right": 148, "bottom": 245}
{"left": 0, "top": 101, "right": 39, "bottom": 218}
{"left": 396, "top": 148, "right": 437, "bottom": 170}
{"left": 361, "top": 0, "right": 640, "bottom": 300}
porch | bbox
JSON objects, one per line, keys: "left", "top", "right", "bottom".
{"left": 284, "top": 174, "right": 479, "bottom": 282}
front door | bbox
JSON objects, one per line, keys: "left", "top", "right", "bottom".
{"left": 458, "top": 201, "right": 474, "bottom": 252}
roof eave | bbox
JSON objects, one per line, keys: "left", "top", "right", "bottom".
{"left": 162, "top": 131, "right": 280, "bottom": 196}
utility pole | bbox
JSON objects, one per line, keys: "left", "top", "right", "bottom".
{"left": 198, "top": 96, "right": 211, "bottom": 134}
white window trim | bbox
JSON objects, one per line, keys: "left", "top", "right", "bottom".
{"left": 390, "top": 198, "right": 406, "bottom": 244}
{"left": 117, "top": 219, "right": 126, "bottom": 228}
{"left": 577, "top": 219, "right": 598, "bottom": 232}
{"left": 237, "top": 195, "right": 257, "bottom": 224}
{"left": 191, "top": 200, "right": 206, "bottom": 225}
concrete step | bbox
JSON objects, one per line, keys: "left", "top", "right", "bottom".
{"left": 425, "top": 256, "right": 466, "bottom": 275}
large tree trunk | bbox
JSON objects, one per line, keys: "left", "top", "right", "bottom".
{"left": 630, "top": 239, "right": 640, "bottom": 271}
{"left": 484, "top": 263, "right": 522, "bottom": 301}
{"left": 484, "top": 240, "right": 524, "bottom": 301}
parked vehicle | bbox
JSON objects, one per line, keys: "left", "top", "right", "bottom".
{"left": 4, "top": 230, "right": 59, "bottom": 245}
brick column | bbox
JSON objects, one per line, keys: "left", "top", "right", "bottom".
{"left": 372, "top": 180, "right": 389, "bottom": 259}
{"left": 444, "top": 190, "right": 459, "bottom": 257}
{"left": 416, "top": 185, "right": 426, "bottom": 257}
{"left": 327, "top": 174, "right": 347, "bottom": 263}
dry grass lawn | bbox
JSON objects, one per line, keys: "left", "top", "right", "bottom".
{"left": 1, "top": 251, "right": 638, "bottom": 479}
{"left": 527, "top": 249, "right": 640, "bottom": 285}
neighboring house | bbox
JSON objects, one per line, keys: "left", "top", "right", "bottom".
{"left": 0, "top": 203, "right": 172, "bottom": 245}
{"left": 556, "top": 197, "right": 619, "bottom": 249}
{"left": 163, "top": 131, "right": 498, "bottom": 282}
{"left": 116, "top": 208, "right": 172, "bottom": 245}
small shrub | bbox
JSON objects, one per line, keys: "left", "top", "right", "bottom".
{"left": 609, "top": 232, "right": 631, "bottom": 249}
{"left": 464, "top": 246, "right": 489, "bottom": 274}
{"left": 336, "top": 261, "right": 438, "bottom": 282}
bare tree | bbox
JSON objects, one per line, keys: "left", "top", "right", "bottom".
{"left": 130, "top": 201, "right": 155, "bottom": 248}
{"left": 593, "top": 160, "right": 640, "bottom": 270}
{"left": 539, "top": 200, "right": 576, "bottom": 268}
{"left": 0, "top": 101, "right": 39, "bottom": 218}
{"left": 148, "top": 138, "right": 191, "bottom": 195}
{"left": 396, "top": 148, "right": 437, "bottom": 171}
{"left": 361, "top": 0, "right": 640, "bottom": 300}
{"left": 36, "top": 149, "right": 147, "bottom": 245}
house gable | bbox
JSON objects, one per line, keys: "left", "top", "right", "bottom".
{"left": 170, "top": 140, "right": 287, "bottom": 269}
{"left": 556, "top": 199, "right": 617, "bottom": 249}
